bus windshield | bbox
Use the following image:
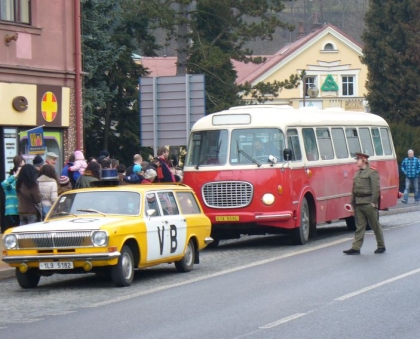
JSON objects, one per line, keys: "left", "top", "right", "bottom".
{"left": 230, "top": 128, "right": 285, "bottom": 165}
{"left": 185, "top": 130, "right": 228, "bottom": 167}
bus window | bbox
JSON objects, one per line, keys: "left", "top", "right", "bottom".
{"left": 303, "top": 128, "right": 319, "bottom": 161}
{"left": 185, "top": 130, "right": 228, "bottom": 166}
{"left": 332, "top": 128, "right": 349, "bottom": 159}
{"left": 359, "top": 128, "right": 374, "bottom": 156}
{"left": 230, "top": 128, "right": 284, "bottom": 164}
{"left": 380, "top": 128, "right": 392, "bottom": 155}
{"left": 345, "top": 128, "right": 361, "bottom": 157}
{"left": 287, "top": 129, "right": 302, "bottom": 161}
{"left": 372, "top": 128, "right": 384, "bottom": 155}
{"left": 316, "top": 128, "right": 334, "bottom": 160}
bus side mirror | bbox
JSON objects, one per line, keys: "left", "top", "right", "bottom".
{"left": 283, "top": 148, "right": 293, "bottom": 161}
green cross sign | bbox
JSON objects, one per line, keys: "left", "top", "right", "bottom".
{"left": 321, "top": 74, "right": 339, "bottom": 91}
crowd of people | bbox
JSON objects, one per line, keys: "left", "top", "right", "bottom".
{"left": 1, "top": 146, "right": 181, "bottom": 230}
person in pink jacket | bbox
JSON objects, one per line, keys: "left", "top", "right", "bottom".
{"left": 69, "top": 150, "right": 87, "bottom": 176}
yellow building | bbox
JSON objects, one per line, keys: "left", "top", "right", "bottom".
{"left": 234, "top": 23, "right": 367, "bottom": 111}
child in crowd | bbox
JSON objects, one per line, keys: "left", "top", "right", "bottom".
{"left": 58, "top": 176, "right": 72, "bottom": 196}
{"left": 69, "top": 150, "right": 87, "bottom": 176}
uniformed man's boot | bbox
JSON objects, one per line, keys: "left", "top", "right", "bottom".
{"left": 343, "top": 248, "right": 360, "bottom": 255}
{"left": 374, "top": 247, "right": 386, "bottom": 254}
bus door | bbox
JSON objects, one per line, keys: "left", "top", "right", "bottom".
{"left": 286, "top": 129, "right": 306, "bottom": 205}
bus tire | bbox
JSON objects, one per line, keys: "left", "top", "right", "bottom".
{"left": 345, "top": 216, "right": 356, "bottom": 231}
{"left": 291, "top": 197, "right": 310, "bottom": 245}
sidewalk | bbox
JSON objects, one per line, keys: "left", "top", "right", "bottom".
{"left": 1, "top": 201, "right": 419, "bottom": 281}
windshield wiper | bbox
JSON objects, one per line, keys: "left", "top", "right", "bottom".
{"left": 50, "top": 211, "right": 78, "bottom": 218}
{"left": 236, "top": 140, "right": 262, "bottom": 167}
{"left": 76, "top": 208, "right": 106, "bottom": 216}
{"left": 196, "top": 149, "right": 219, "bottom": 169}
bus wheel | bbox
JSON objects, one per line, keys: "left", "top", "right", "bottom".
{"left": 345, "top": 216, "right": 356, "bottom": 231}
{"left": 291, "top": 197, "right": 310, "bottom": 245}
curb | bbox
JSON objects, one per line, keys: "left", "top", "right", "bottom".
{"left": 0, "top": 267, "right": 14, "bottom": 280}
{"left": 0, "top": 205, "right": 419, "bottom": 282}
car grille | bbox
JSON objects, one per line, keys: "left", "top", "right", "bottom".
{"left": 16, "top": 231, "right": 93, "bottom": 249}
{"left": 202, "top": 181, "right": 253, "bottom": 208}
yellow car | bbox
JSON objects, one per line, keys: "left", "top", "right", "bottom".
{"left": 2, "top": 183, "right": 213, "bottom": 288}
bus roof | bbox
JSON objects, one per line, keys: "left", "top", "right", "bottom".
{"left": 191, "top": 106, "right": 389, "bottom": 130}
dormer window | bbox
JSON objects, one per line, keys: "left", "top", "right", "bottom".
{"left": 324, "top": 43, "right": 335, "bottom": 51}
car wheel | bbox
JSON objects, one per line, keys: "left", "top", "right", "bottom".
{"left": 15, "top": 268, "right": 40, "bottom": 289}
{"left": 111, "top": 245, "right": 134, "bottom": 287}
{"left": 291, "top": 197, "right": 311, "bottom": 245}
{"left": 175, "top": 239, "right": 195, "bottom": 273}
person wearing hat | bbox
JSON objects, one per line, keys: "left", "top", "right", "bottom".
{"left": 343, "top": 152, "right": 386, "bottom": 255}
{"left": 123, "top": 164, "right": 143, "bottom": 184}
{"left": 58, "top": 176, "right": 72, "bottom": 196}
{"left": 45, "top": 152, "right": 59, "bottom": 167}
{"left": 32, "top": 155, "right": 44, "bottom": 172}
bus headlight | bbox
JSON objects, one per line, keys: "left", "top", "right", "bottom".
{"left": 262, "top": 194, "right": 275, "bottom": 206}
{"left": 92, "top": 231, "right": 108, "bottom": 247}
{"left": 4, "top": 234, "right": 18, "bottom": 249}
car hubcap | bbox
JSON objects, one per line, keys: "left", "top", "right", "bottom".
{"left": 122, "top": 253, "right": 133, "bottom": 280}
{"left": 184, "top": 243, "right": 193, "bottom": 266}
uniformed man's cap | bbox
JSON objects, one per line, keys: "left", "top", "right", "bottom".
{"left": 355, "top": 152, "right": 369, "bottom": 160}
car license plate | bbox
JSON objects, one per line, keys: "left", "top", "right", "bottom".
{"left": 215, "top": 216, "right": 239, "bottom": 222}
{"left": 39, "top": 262, "right": 74, "bottom": 270}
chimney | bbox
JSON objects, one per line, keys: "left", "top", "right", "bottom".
{"left": 297, "top": 21, "right": 305, "bottom": 39}
{"left": 311, "top": 13, "right": 322, "bottom": 31}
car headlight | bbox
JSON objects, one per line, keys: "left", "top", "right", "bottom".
{"left": 262, "top": 193, "right": 275, "bottom": 206}
{"left": 4, "top": 234, "right": 18, "bottom": 249}
{"left": 92, "top": 231, "right": 108, "bottom": 247}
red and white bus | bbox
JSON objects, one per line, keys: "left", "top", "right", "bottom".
{"left": 183, "top": 105, "right": 399, "bottom": 246}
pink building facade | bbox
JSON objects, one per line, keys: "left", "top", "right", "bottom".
{"left": 0, "top": 0, "right": 82, "bottom": 230}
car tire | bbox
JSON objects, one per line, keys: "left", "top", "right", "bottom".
{"left": 15, "top": 268, "right": 40, "bottom": 289}
{"left": 175, "top": 239, "right": 195, "bottom": 273}
{"left": 291, "top": 197, "right": 311, "bottom": 245}
{"left": 110, "top": 245, "right": 134, "bottom": 287}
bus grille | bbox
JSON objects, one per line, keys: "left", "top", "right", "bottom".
{"left": 16, "top": 232, "right": 93, "bottom": 249}
{"left": 202, "top": 181, "right": 253, "bottom": 208}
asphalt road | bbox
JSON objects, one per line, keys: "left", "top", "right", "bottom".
{"left": 1, "top": 209, "right": 420, "bottom": 338}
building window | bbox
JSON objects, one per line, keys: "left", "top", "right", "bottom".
{"left": 324, "top": 43, "right": 334, "bottom": 51}
{"left": 304, "top": 76, "right": 316, "bottom": 98}
{"left": 342, "top": 76, "right": 354, "bottom": 96}
{"left": 0, "top": 0, "right": 30, "bottom": 24}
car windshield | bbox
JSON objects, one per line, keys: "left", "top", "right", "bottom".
{"left": 49, "top": 191, "right": 141, "bottom": 218}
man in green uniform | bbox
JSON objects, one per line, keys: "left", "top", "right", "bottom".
{"left": 343, "top": 152, "right": 386, "bottom": 255}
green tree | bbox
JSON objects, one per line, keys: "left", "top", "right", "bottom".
{"left": 81, "top": 0, "right": 158, "bottom": 163}
{"left": 135, "top": 0, "right": 300, "bottom": 113}
{"left": 361, "top": 0, "right": 420, "bottom": 126}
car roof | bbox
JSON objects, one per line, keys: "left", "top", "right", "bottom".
{"left": 69, "top": 183, "right": 193, "bottom": 194}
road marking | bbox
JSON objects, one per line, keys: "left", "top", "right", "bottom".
{"left": 335, "top": 268, "right": 420, "bottom": 301}
{"left": 259, "top": 313, "right": 306, "bottom": 329}
{"left": 88, "top": 237, "right": 352, "bottom": 308}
